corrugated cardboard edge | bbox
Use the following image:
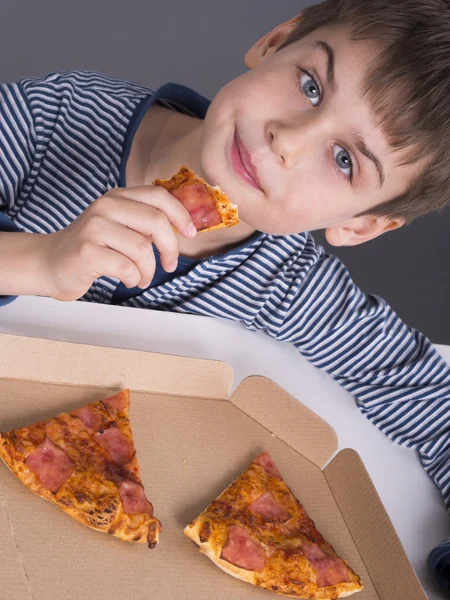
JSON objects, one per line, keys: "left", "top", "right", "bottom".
{"left": 230, "top": 376, "right": 338, "bottom": 468}
{"left": 325, "top": 449, "right": 427, "bottom": 600}
{"left": 0, "top": 334, "right": 233, "bottom": 400}
{"left": 0, "top": 482, "right": 33, "bottom": 599}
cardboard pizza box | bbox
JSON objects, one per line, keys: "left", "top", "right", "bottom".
{"left": 0, "top": 333, "right": 425, "bottom": 600}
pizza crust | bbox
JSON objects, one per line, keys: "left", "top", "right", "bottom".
{"left": 185, "top": 518, "right": 258, "bottom": 586}
{"left": 185, "top": 515, "right": 362, "bottom": 599}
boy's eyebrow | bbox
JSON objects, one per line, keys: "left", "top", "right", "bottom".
{"left": 354, "top": 134, "right": 385, "bottom": 188}
{"left": 313, "top": 40, "right": 337, "bottom": 91}
{"left": 313, "top": 39, "right": 385, "bottom": 188}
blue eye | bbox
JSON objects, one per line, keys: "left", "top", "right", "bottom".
{"left": 296, "top": 67, "right": 353, "bottom": 183}
{"left": 333, "top": 144, "right": 353, "bottom": 179}
{"left": 299, "top": 70, "right": 321, "bottom": 106}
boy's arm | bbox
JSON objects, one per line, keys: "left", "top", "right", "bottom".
{"left": 0, "top": 75, "right": 197, "bottom": 303}
{"left": 0, "top": 213, "right": 19, "bottom": 306}
{"left": 0, "top": 80, "right": 37, "bottom": 305}
{"left": 265, "top": 252, "right": 450, "bottom": 509}
{"left": 0, "top": 229, "right": 55, "bottom": 300}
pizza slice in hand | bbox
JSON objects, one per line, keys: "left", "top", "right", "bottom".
{"left": 0, "top": 390, "right": 161, "bottom": 548}
{"left": 184, "top": 452, "right": 363, "bottom": 598}
{"left": 153, "top": 166, "right": 239, "bottom": 233}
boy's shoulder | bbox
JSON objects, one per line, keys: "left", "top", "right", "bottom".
{"left": 246, "top": 231, "right": 329, "bottom": 283}
{"left": 254, "top": 231, "right": 355, "bottom": 296}
{"left": 0, "top": 71, "right": 155, "bottom": 224}
{"left": 266, "top": 231, "right": 326, "bottom": 266}
{"left": 17, "top": 69, "right": 153, "bottom": 101}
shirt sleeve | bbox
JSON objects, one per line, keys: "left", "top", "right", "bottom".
{"left": 0, "top": 81, "right": 36, "bottom": 214}
{"left": 264, "top": 252, "right": 450, "bottom": 510}
{"left": 0, "top": 81, "right": 36, "bottom": 306}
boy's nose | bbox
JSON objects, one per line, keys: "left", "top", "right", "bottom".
{"left": 267, "top": 114, "right": 333, "bottom": 168}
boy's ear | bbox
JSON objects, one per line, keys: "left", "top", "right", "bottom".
{"left": 325, "top": 215, "right": 405, "bottom": 247}
{"left": 245, "top": 15, "right": 302, "bottom": 68}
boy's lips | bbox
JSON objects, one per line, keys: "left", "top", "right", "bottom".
{"left": 231, "top": 129, "right": 263, "bottom": 191}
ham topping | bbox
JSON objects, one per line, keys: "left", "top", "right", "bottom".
{"left": 102, "top": 390, "right": 129, "bottom": 411}
{"left": 170, "top": 183, "right": 222, "bottom": 231}
{"left": 119, "top": 480, "right": 153, "bottom": 515}
{"left": 96, "top": 427, "right": 134, "bottom": 464}
{"left": 71, "top": 406, "right": 102, "bottom": 431}
{"left": 25, "top": 437, "right": 75, "bottom": 493}
{"left": 253, "top": 452, "right": 282, "bottom": 480}
{"left": 221, "top": 525, "right": 266, "bottom": 572}
{"left": 302, "top": 543, "right": 351, "bottom": 587}
{"left": 249, "top": 491, "right": 291, "bottom": 522}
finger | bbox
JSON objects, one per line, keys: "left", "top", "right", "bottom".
{"left": 81, "top": 244, "right": 142, "bottom": 289}
{"left": 97, "top": 221, "right": 159, "bottom": 286}
{"left": 136, "top": 250, "right": 157, "bottom": 289}
{"left": 144, "top": 215, "right": 181, "bottom": 273}
{"left": 93, "top": 212, "right": 179, "bottom": 275}
{"left": 99, "top": 186, "right": 197, "bottom": 238}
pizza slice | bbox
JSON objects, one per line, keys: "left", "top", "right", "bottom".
{"left": 0, "top": 389, "right": 161, "bottom": 548}
{"left": 153, "top": 166, "right": 239, "bottom": 232}
{"left": 184, "top": 452, "right": 363, "bottom": 598}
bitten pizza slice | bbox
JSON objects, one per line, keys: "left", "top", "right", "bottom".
{"left": 184, "top": 452, "right": 363, "bottom": 599}
{"left": 153, "top": 166, "right": 239, "bottom": 232}
{"left": 0, "top": 390, "right": 161, "bottom": 548}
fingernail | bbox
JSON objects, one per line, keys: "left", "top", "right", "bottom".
{"left": 186, "top": 224, "right": 197, "bottom": 237}
{"left": 167, "top": 260, "right": 178, "bottom": 272}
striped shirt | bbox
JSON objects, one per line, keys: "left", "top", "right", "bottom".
{"left": 1, "top": 71, "right": 450, "bottom": 510}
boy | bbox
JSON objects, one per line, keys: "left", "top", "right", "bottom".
{"left": 1, "top": 0, "right": 450, "bottom": 577}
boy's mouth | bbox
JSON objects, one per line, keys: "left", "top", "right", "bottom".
{"left": 231, "top": 129, "right": 263, "bottom": 192}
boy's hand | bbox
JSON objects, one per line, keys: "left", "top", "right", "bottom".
{"left": 37, "top": 186, "right": 197, "bottom": 301}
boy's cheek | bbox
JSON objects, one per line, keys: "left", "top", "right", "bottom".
{"left": 213, "top": 68, "right": 280, "bottom": 113}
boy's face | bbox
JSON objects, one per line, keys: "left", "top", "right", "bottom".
{"left": 199, "top": 21, "right": 422, "bottom": 245}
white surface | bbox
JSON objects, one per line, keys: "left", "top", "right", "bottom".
{"left": 0, "top": 296, "right": 449, "bottom": 599}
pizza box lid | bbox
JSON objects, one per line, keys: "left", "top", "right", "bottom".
{"left": 0, "top": 333, "right": 426, "bottom": 600}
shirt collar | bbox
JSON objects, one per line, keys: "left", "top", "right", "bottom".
{"left": 152, "top": 82, "right": 211, "bottom": 118}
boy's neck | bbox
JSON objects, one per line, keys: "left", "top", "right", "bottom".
{"left": 126, "top": 104, "right": 256, "bottom": 259}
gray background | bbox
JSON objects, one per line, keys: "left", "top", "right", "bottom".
{"left": 2, "top": 0, "right": 449, "bottom": 343}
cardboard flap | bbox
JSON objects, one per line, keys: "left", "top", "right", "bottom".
{"left": 230, "top": 376, "right": 338, "bottom": 468}
{"left": 0, "top": 334, "right": 233, "bottom": 400}
{"left": 324, "top": 449, "right": 427, "bottom": 600}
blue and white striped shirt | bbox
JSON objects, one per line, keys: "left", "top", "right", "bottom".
{"left": 1, "top": 71, "right": 450, "bottom": 510}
